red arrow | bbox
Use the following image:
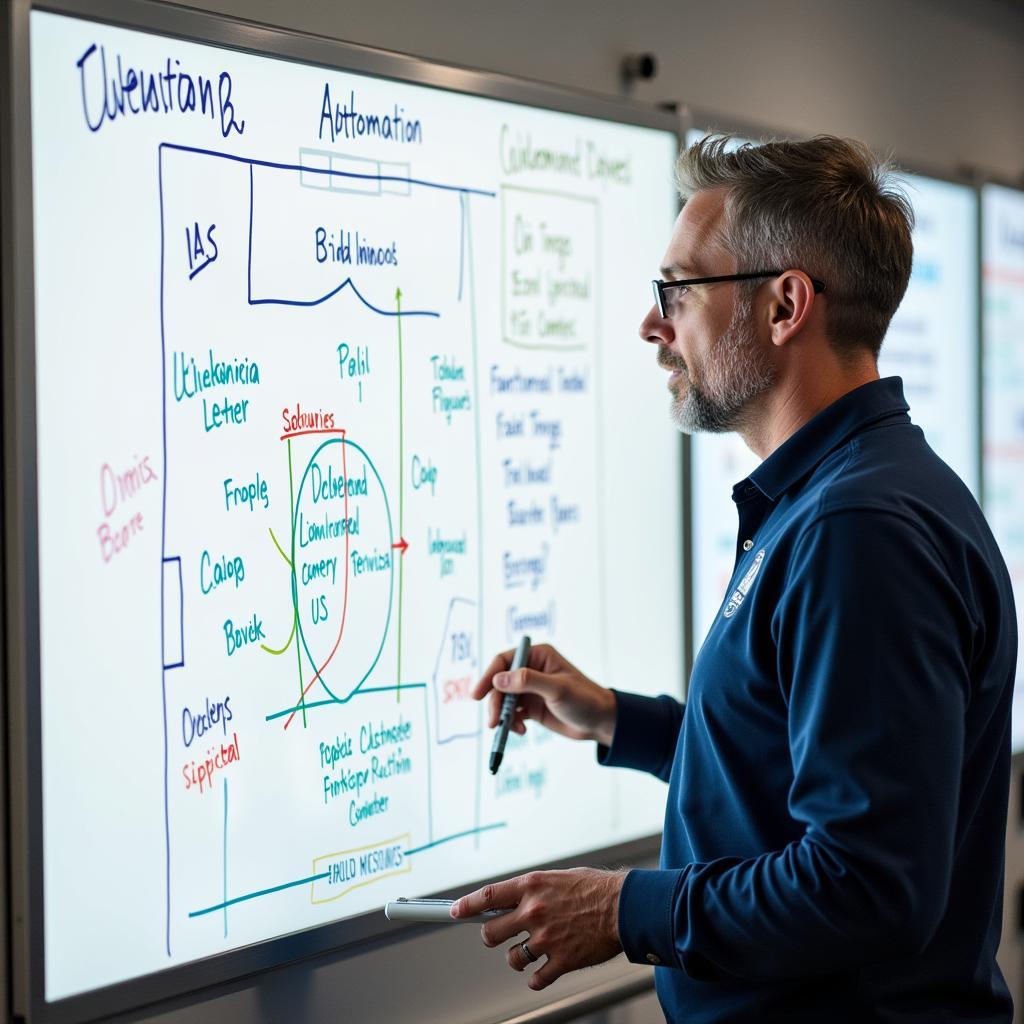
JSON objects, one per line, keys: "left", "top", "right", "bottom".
{"left": 391, "top": 537, "right": 409, "bottom": 556}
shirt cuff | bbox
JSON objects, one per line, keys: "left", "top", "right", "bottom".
{"left": 617, "top": 868, "right": 684, "bottom": 969}
{"left": 597, "top": 690, "right": 683, "bottom": 778}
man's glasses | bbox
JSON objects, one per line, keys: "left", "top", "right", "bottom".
{"left": 652, "top": 271, "right": 827, "bottom": 319}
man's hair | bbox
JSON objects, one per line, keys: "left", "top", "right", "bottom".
{"left": 676, "top": 134, "right": 915, "bottom": 359}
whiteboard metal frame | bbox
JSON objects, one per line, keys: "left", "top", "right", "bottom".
{"left": 0, "top": 6, "right": 17, "bottom": 1022}
{"left": 1, "top": 1, "right": 683, "bottom": 1021}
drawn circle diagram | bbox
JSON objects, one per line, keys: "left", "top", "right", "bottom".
{"left": 290, "top": 437, "right": 394, "bottom": 712}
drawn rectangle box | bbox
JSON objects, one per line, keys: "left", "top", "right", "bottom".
{"left": 380, "top": 161, "right": 411, "bottom": 197}
{"left": 310, "top": 834, "right": 411, "bottom": 905}
{"left": 500, "top": 185, "right": 598, "bottom": 352}
{"left": 432, "top": 597, "right": 479, "bottom": 744}
{"left": 329, "top": 154, "right": 382, "bottom": 195}
{"left": 162, "top": 556, "right": 184, "bottom": 670}
{"left": 298, "top": 148, "right": 331, "bottom": 190}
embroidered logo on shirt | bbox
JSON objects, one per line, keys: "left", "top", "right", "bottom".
{"left": 723, "top": 548, "right": 766, "bottom": 618}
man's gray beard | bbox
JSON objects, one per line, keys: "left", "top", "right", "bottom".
{"left": 670, "top": 295, "right": 776, "bottom": 434}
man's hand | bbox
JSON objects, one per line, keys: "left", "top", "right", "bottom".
{"left": 451, "top": 868, "right": 626, "bottom": 991}
{"left": 471, "top": 643, "right": 617, "bottom": 748}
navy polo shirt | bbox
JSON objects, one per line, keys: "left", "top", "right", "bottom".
{"left": 602, "top": 377, "right": 1017, "bottom": 1023}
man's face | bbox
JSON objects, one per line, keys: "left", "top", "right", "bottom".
{"left": 639, "top": 189, "right": 776, "bottom": 433}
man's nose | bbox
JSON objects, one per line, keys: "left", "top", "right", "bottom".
{"left": 639, "top": 304, "right": 672, "bottom": 345}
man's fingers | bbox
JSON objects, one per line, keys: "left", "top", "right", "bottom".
{"left": 470, "top": 650, "right": 514, "bottom": 701}
{"left": 493, "top": 667, "right": 561, "bottom": 701}
{"left": 487, "top": 688, "right": 504, "bottom": 729}
{"left": 506, "top": 940, "right": 538, "bottom": 972}
{"left": 451, "top": 876, "right": 525, "bottom": 918}
{"left": 489, "top": 693, "right": 540, "bottom": 732}
{"left": 481, "top": 909, "right": 526, "bottom": 948}
{"left": 527, "top": 957, "right": 563, "bottom": 991}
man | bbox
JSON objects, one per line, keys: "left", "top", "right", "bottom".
{"left": 452, "top": 135, "right": 1018, "bottom": 1022}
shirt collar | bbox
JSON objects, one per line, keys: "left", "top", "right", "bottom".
{"left": 743, "top": 376, "right": 911, "bottom": 502}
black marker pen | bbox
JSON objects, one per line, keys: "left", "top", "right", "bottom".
{"left": 489, "top": 635, "right": 531, "bottom": 774}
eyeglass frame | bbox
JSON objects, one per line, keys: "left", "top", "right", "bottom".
{"left": 652, "top": 271, "right": 827, "bottom": 319}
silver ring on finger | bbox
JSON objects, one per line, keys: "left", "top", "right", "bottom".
{"left": 520, "top": 940, "right": 539, "bottom": 964}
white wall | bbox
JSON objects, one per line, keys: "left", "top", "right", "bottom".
{"left": 185, "top": 0, "right": 1024, "bottom": 180}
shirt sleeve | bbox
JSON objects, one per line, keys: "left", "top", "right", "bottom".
{"left": 597, "top": 690, "right": 684, "bottom": 783}
{"left": 617, "top": 508, "right": 973, "bottom": 981}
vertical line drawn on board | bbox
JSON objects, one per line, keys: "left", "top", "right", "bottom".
{"left": 422, "top": 685, "right": 434, "bottom": 843}
{"left": 591, "top": 207, "right": 619, "bottom": 832}
{"left": 465, "top": 192, "right": 486, "bottom": 849}
{"left": 223, "top": 778, "right": 228, "bottom": 938}
{"left": 161, "top": 557, "right": 184, "bottom": 670}
{"left": 247, "top": 161, "right": 254, "bottom": 307}
{"left": 287, "top": 438, "right": 307, "bottom": 728}
{"left": 396, "top": 287, "right": 405, "bottom": 703}
{"left": 158, "top": 144, "right": 172, "bottom": 958}
{"left": 266, "top": 528, "right": 292, "bottom": 570}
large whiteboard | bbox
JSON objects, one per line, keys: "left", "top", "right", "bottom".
{"left": 29, "top": 10, "right": 682, "bottom": 1004}
{"left": 982, "top": 184, "right": 1024, "bottom": 751}
{"left": 879, "top": 174, "right": 979, "bottom": 493}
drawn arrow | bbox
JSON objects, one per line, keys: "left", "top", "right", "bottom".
{"left": 392, "top": 537, "right": 409, "bottom": 556}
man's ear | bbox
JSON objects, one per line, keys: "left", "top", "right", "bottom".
{"left": 767, "top": 271, "right": 819, "bottom": 349}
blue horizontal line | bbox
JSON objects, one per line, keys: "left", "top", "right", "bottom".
{"left": 250, "top": 275, "right": 438, "bottom": 316}
{"left": 160, "top": 142, "right": 496, "bottom": 197}
{"left": 189, "top": 870, "right": 329, "bottom": 918}
{"left": 265, "top": 683, "right": 427, "bottom": 722}
{"left": 406, "top": 822, "right": 506, "bottom": 856}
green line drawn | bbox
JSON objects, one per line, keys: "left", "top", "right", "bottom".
{"left": 268, "top": 527, "right": 292, "bottom": 568}
{"left": 421, "top": 661, "right": 434, "bottom": 842}
{"left": 287, "top": 437, "right": 307, "bottom": 728}
{"left": 261, "top": 609, "right": 297, "bottom": 656}
{"left": 293, "top": 628, "right": 307, "bottom": 728}
{"left": 263, "top": 437, "right": 308, "bottom": 719}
